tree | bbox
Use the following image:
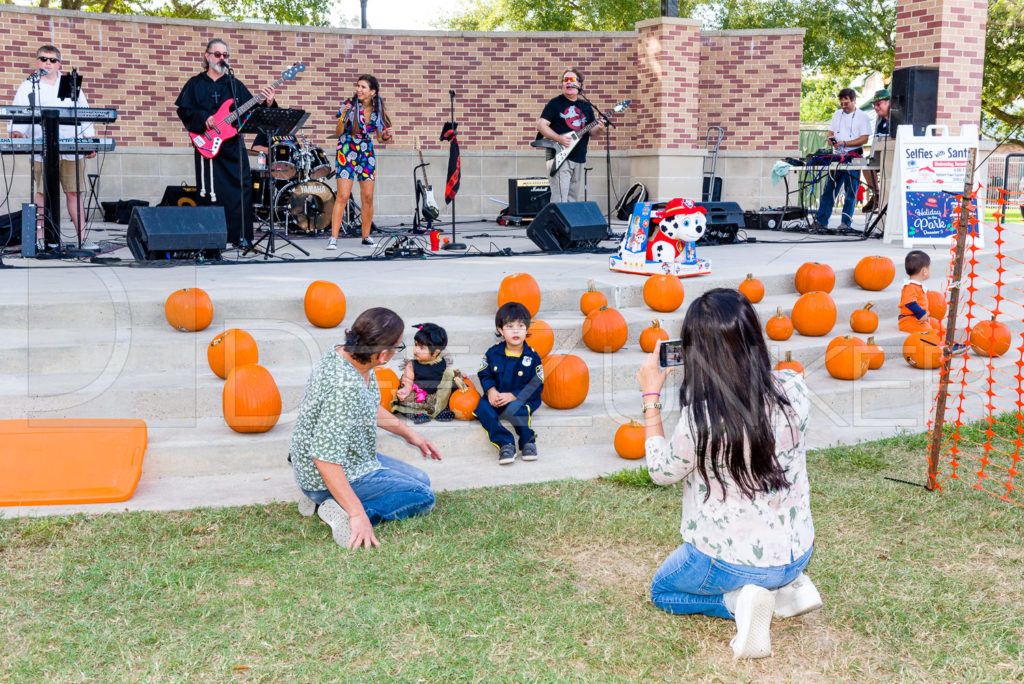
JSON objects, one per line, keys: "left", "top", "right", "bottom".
{"left": 982, "top": 0, "right": 1024, "bottom": 145}
{"left": 439, "top": 0, "right": 663, "bottom": 31}
{"left": 33, "top": 0, "right": 331, "bottom": 26}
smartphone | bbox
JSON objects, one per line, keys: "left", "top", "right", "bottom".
{"left": 659, "top": 338, "right": 685, "bottom": 368}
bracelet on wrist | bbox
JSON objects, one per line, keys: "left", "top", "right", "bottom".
{"left": 641, "top": 392, "right": 661, "bottom": 398}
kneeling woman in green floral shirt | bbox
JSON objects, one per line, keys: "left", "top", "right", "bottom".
{"left": 290, "top": 307, "right": 442, "bottom": 549}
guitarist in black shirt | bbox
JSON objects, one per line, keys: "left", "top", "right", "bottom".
{"left": 536, "top": 68, "right": 604, "bottom": 203}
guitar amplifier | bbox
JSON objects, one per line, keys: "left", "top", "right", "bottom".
{"left": 696, "top": 201, "right": 744, "bottom": 245}
{"left": 508, "top": 177, "right": 551, "bottom": 217}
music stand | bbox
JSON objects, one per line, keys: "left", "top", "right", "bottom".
{"left": 243, "top": 107, "right": 309, "bottom": 259}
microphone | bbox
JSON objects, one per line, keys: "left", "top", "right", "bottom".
{"left": 30, "top": 68, "right": 46, "bottom": 81}
{"left": 449, "top": 89, "right": 455, "bottom": 98}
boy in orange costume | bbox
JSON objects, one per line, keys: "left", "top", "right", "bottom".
{"left": 899, "top": 250, "right": 945, "bottom": 334}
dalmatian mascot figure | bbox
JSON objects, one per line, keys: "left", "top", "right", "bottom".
{"left": 609, "top": 197, "right": 712, "bottom": 277}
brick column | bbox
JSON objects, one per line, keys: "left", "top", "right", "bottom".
{"left": 635, "top": 17, "right": 702, "bottom": 151}
{"left": 894, "top": 0, "right": 987, "bottom": 129}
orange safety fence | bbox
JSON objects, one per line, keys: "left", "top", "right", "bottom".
{"left": 928, "top": 186, "right": 1024, "bottom": 508}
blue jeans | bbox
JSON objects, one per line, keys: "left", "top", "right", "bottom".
{"left": 651, "top": 542, "right": 813, "bottom": 620}
{"left": 815, "top": 169, "right": 860, "bottom": 228}
{"left": 300, "top": 454, "right": 435, "bottom": 525}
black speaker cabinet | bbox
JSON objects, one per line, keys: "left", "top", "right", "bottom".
{"left": 508, "top": 178, "right": 551, "bottom": 217}
{"left": 695, "top": 201, "right": 744, "bottom": 245}
{"left": 891, "top": 66, "right": 939, "bottom": 135}
{"left": 527, "top": 201, "right": 607, "bottom": 251}
{"left": 127, "top": 206, "right": 227, "bottom": 261}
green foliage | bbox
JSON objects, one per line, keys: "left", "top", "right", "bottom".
{"left": 800, "top": 73, "right": 849, "bottom": 122}
{"left": 982, "top": 0, "right": 1024, "bottom": 145}
{"left": 600, "top": 465, "right": 659, "bottom": 488}
{"left": 439, "top": 0, "right": 663, "bottom": 31}
{"left": 35, "top": 0, "right": 330, "bottom": 25}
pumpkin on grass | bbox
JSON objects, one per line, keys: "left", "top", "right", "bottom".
{"left": 738, "top": 273, "right": 764, "bottom": 303}
{"left": 448, "top": 372, "right": 481, "bottom": 420}
{"left": 527, "top": 319, "right": 554, "bottom": 358}
{"left": 865, "top": 336, "right": 885, "bottom": 370}
{"left": 223, "top": 364, "right": 281, "bottom": 433}
{"left": 825, "top": 335, "right": 869, "bottom": 381}
{"left": 640, "top": 318, "right": 670, "bottom": 353}
{"left": 774, "top": 351, "right": 804, "bottom": 376}
{"left": 165, "top": 288, "right": 213, "bottom": 332}
{"left": 304, "top": 280, "right": 346, "bottom": 328}
{"left": 207, "top": 328, "right": 259, "bottom": 379}
{"left": 582, "top": 306, "right": 628, "bottom": 353}
{"left": 927, "top": 290, "right": 948, "bottom": 321}
{"left": 580, "top": 279, "right": 607, "bottom": 315}
{"left": 850, "top": 302, "right": 878, "bottom": 334}
{"left": 795, "top": 262, "right": 835, "bottom": 294}
{"left": 374, "top": 366, "right": 401, "bottom": 411}
{"left": 643, "top": 274, "right": 685, "bottom": 313}
{"left": 970, "top": 316, "right": 1012, "bottom": 357}
{"left": 903, "top": 331, "right": 943, "bottom": 369}
{"left": 765, "top": 307, "right": 794, "bottom": 341}
{"left": 614, "top": 419, "right": 646, "bottom": 460}
{"left": 792, "top": 291, "right": 837, "bottom": 336}
{"left": 498, "top": 273, "right": 541, "bottom": 317}
{"left": 541, "top": 354, "right": 589, "bottom": 409}
{"left": 854, "top": 255, "right": 895, "bottom": 291}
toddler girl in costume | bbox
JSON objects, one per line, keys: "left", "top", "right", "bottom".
{"left": 392, "top": 323, "right": 457, "bottom": 424}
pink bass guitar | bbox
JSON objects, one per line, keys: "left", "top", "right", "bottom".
{"left": 189, "top": 62, "right": 306, "bottom": 159}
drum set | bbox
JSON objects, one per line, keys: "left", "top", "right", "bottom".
{"left": 252, "top": 136, "right": 336, "bottom": 233}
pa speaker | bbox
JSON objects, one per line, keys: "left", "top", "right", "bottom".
{"left": 527, "top": 201, "right": 607, "bottom": 251}
{"left": 891, "top": 66, "right": 938, "bottom": 135}
{"left": 695, "top": 201, "right": 743, "bottom": 245}
{"left": 127, "top": 206, "right": 227, "bottom": 261}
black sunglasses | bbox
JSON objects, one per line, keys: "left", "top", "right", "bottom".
{"left": 390, "top": 342, "right": 407, "bottom": 353}
{"left": 37, "top": 56, "right": 60, "bottom": 63}
{"left": 207, "top": 51, "right": 230, "bottom": 59}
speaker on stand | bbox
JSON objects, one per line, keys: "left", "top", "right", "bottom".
{"left": 526, "top": 201, "right": 608, "bottom": 251}
{"left": 890, "top": 66, "right": 938, "bottom": 135}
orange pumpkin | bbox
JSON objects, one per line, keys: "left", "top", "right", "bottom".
{"left": 527, "top": 319, "right": 554, "bottom": 358}
{"left": 498, "top": 273, "right": 541, "bottom": 317}
{"left": 207, "top": 328, "right": 259, "bottom": 380}
{"left": 927, "top": 290, "right": 948, "bottom": 321}
{"left": 765, "top": 307, "right": 794, "bottom": 341}
{"left": 541, "top": 354, "right": 589, "bottom": 409}
{"left": 582, "top": 306, "right": 628, "bottom": 353}
{"left": 970, "top": 316, "right": 1012, "bottom": 357}
{"left": 374, "top": 366, "right": 401, "bottom": 411}
{"left": 640, "top": 318, "right": 670, "bottom": 353}
{"left": 792, "top": 291, "right": 837, "bottom": 336}
{"left": 165, "top": 287, "right": 213, "bottom": 332}
{"left": 223, "top": 364, "right": 281, "bottom": 433}
{"left": 614, "top": 419, "right": 646, "bottom": 460}
{"left": 865, "top": 336, "right": 885, "bottom": 370}
{"left": 448, "top": 372, "right": 481, "bottom": 421}
{"left": 825, "top": 335, "right": 869, "bottom": 381}
{"left": 643, "top": 274, "right": 685, "bottom": 313}
{"left": 774, "top": 351, "right": 804, "bottom": 376}
{"left": 580, "top": 279, "right": 607, "bottom": 316}
{"left": 850, "top": 302, "right": 878, "bottom": 334}
{"left": 738, "top": 273, "right": 764, "bottom": 303}
{"left": 853, "top": 255, "right": 895, "bottom": 291}
{"left": 304, "top": 280, "right": 346, "bottom": 328}
{"left": 903, "top": 331, "right": 943, "bottom": 369}
{"left": 795, "top": 262, "right": 835, "bottom": 294}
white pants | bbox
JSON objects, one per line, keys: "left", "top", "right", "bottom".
{"left": 548, "top": 159, "right": 583, "bottom": 203}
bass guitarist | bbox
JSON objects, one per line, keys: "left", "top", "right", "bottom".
{"left": 175, "top": 38, "right": 276, "bottom": 248}
{"left": 536, "top": 68, "right": 603, "bottom": 204}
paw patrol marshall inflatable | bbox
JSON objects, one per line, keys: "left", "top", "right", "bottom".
{"left": 609, "top": 198, "right": 712, "bottom": 277}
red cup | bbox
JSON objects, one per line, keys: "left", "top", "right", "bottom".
{"left": 429, "top": 230, "right": 440, "bottom": 251}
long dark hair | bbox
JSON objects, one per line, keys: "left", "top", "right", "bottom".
{"left": 339, "top": 74, "right": 392, "bottom": 135}
{"left": 343, "top": 307, "right": 403, "bottom": 364}
{"left": 679, "top": 288, "right": 793, "bottom": 501}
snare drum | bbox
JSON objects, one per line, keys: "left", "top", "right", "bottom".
{"left": 305, "top": 146, "right": 333, "bottom": 180}
{"left": 269, "top": 141, "right": 297, "bottom": 180}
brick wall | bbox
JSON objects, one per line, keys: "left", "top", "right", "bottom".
{"left": 635, "top": 18, "right": 703, "bottom": 151}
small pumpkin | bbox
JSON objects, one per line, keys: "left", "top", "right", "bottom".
{"left": 582, "top": 306, "right": 628, "bottom": 353}
{"left": 970, "top": 316, "right": 1012, "bottom": 357}
{"left": 614, "top": 419, "right": 646, "bottom": 460}
{"left": 223, "top": 364, "right": 281, "bottom": 433}
{"left": 774, "top": 351, "right": 804, "bottom": 376}
{"left": 738, "top": 273, "right": 764, "bottom": 303}
{"left": 304, "top": 280, "right": 346, "bottom": 328}
{"left": 374, "top": 366, "right": 401, "bottom": 411}
{"left": 825, "top": 335, "right": 869, "bottom": 381}
{"left": 207, "top": 328, "right": 259, "bottom": 380}
{"left": 927, "top": 290, "right": 948, "bottom": 321}
{"left": 165, "top": 287, "right": 213, "bottom": 332}
{"left": 498, "top": 273, "right": 541, "bottom": 317}
{"left": 640, "top": 318, "right": 671, "bottom": 353}
{"left": 903, "top": 331, "right": 943, "bottom": 369}
{"left": 765, "top": 307, "right": 794, "bottom": 341}
{"left": 795, "top": 262, "right": 835, "bottom": 294}
{"left": 527, "top": 319, "right": 554, "bottom": 358}
{"left": 865, "top": 336, "right": 885, "bottom": 370}
{"left": 448, "top": 372, "right": 481, "bottom": 421}
{"left": 541, "top": 354, "right": 589, "bottom": 409}
{"left": 642, "top": 274, "right": 685, "bottom": 313}
{"left": 792, "top": 291, "right": 837, "bottom": 337}
{"left": 854, "top": 255, "right": 896, "bottom": 291}
{"left": 850, "top": 302, "right": 878, "bottom": 334}
{"left": 580, "top": 279, "right": 607, "bottom": 316}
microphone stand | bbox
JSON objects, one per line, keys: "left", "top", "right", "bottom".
{"left": 582, "top": 94, "right": 616, "bottom": 238}
{"left": 65, "top": 67, "right": 92, "bottom": 257}
{"left": 28, "top": 71, "right": 41, "bottom": 253}
{"left": 443, "top": 89, "right": 465, "bottom": 250}
{"left": 225, "top": 63, "right": 252, "bottom": 251}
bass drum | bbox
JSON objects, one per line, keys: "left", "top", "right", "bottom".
{"left": 304, "top": 145, "right": 334, "bottom": 180}
{"left": 280, "top": 180, "right": 335, "bottom": 232}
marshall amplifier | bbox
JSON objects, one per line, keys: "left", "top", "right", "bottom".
{"left": 508, "top": 177, "right": 551, "bottom": 217}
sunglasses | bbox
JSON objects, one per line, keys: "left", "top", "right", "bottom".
{"left": 207, "top": 51, "right": 230, "bottom": 59}
{"left": 37, "top": 56, "right": 60, "bottom": 63}
{"left": 563, "top": 77, "right": 579, "bottom": 83}
{"left": 390, "top": 342, "right": 406, "bottom": 354}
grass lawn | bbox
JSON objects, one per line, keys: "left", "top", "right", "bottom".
{"left": 2, "top": 433, "right": 1022, "bottom": 682}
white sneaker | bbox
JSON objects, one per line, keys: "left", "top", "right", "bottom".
{"left": 361, "top": 237, "right": 375, "bottom": 246}
{"left": 729, "top": 585, "right": 775, "bottom": 659}
{"left": 316, "top": 498, "right": 352, "bottom": 547}
{"left": 297, "top": 495, "right": 317, "bottom": 517}
{"left": 774, "top": 573, "right": 823, "bottom": 618}
{"left": 326, "top": 237, "right": 338, "bottom": 250}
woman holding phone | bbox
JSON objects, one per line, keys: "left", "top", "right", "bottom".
{"left": 635, "top": 288, "right": 821, "bottom": 659}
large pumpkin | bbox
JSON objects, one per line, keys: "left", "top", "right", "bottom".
{"left": 498, "top": 273, "right": 541, "bottom": 317}
{"left": 448, "top": 372, "right": 481, "bottom": 421}
{"left": 640, "top": 318, "right": 670, "bottom": 353}
{"left": 774, "top": 351, "right": 804, "bottom": 376}
{"left": 582, "top": 306, "right": 628, "bottom": 353}
{"left": 927, "top": 290, "right": 948, "bottom": 321}
{"left": 865, "top": 336, "right": 885, "bottom": 370}
{"left": 223, "top": 364, "right": 281, "bottom": 433}
{"left": 795, "top": 262, "right": 835, "bottom": 294}
{"left": 850, "top": 302, "right": 878, "bottom": 334}
{"left": 304, "top": 280, "right": 346, "bottom": 328}
{"left": 527, "top": 319, "right": 554, "bottom": 358}
{"left": 792, "top": 291, "right": 837, "bottom": 337}
{"left": 165, "top": 288, "right": 213, "bottom": 332}
{"left": 541, "top": 354, "right": 589, "bottom": 409}
{"left": 614, "top": 419, "right": 646, "bottom": 460}
{"left": 765, "top": 307, "right": 794, "bottom": 341}
{"left": 903, "top": 331, "right": 943, "bottom": 369}
{"left": 642, "top": 274, "right": 685, "bottom": 313}
{"left": 970, "top": 316, "right": 1012, "bottom": 357}
{"left": 207, "top": 328, "right": 259, "bottom": 380}
{"left": 580, "top": 279, "right": 607, "bottom": 316}
{"left": 825, "top": 335, "right": 869, "bottom": 381}
{"left": 738, "top": 273, "right": 765, "bottom": 303}
{"left": 374, "top": 366, "right": 401, "bottom": 411}
{"left": 853, "top": 255, "right": 895, "bottom": 291}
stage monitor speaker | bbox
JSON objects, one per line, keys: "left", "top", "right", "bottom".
{"left": 695, "top": 201, "right": 743, "bottom": 245}
{"left": 508, "top": 178, "right": 551, "bottom": 217}
{"left": 527, "top": 201, "right": 607, "bottom": 251}
{"left": 127, "top": 206, "right": 227, "bottom": 261}
{"left": 890, "top": 66, "right": 938, "bottom": 135}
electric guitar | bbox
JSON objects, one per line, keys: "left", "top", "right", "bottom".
{"left": 531, "top": 100, "right": 631, "bottom": 176}
{"left": 189, "top": 63, "right": 306, "bottom": 159}
{"left": 415, "top": 140, "right": 440, "bottom": 220}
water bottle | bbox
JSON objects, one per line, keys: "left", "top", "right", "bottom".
{"left": 256, "top": 151, "right": 267, "bottom": 170}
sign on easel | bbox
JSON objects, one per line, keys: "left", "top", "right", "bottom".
{"left": 884, "top": 124, "right": 984, "bottom": 248}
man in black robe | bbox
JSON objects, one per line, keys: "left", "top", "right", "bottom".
{"left": 175, "top": 38, "right": 276, "bottom": 248}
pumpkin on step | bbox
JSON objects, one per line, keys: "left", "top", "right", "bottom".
{"left": 903, "top": 331, "right": 943, "bottom": 369}
{"left": 165, "top": 287, "right": 213, "bottom": 332}
{"left": 527, "top": 319, "right": 554, "bottom": 358}
{"left": 640, "top": 318, "right": 670, "bottom": 353}
{"left": 541, "top": 354, "right": 589, "bottom": 409}
{"left": 643, "top": 274, "right": 685, "bottom": 313}
{"left": 927, "top": 290, "right": 948, "bottom": 321}
{"left": 582, "top": 306, "right": 628, "bottom": 353}
{"left": 304, "top": 280, "right": 346, "bottom": 328}
{"left": 765, "top": 307, "right": 794, "bottom": 341}
{"left": 850, "top": 302, "right": 878, "bottom": 334}
{"left": 970, "top": 316, "right": 1012, "bottom": 357}
{"left": 792, "top": 291, "right": 837, "bottom": 336}
{"left": 774, "top": 351, "right": 804, "bottom": 376}
{"left": 374, "top": 366, "right": 401, "bottom": 411}
{"left": 498, "top": 273, "right": 541, "bottom": 317}
{"left": 795, "top": 262, "right": 835, "bottom": 294}
{"left": 207, "top": 328, "right": 259, "bottom": 380}
{"left": 614, "top": 420, "right": 646, "bottom": 460}
{"left": 223, "top": 364, "right": 281, "bottom": 433}
{"left": 580, "top": 279, "right": 607, "bottom": 315}
{"left": 825, "top": 335, "right": 869, "bottom": 381}
{"left": 738, "top": 273, "right": 764, "bottom": 303}
{"left": 854, "top": 255, "right": 895, "bottom": 291}
{"left": 865, "top": 336, "right": 885, "bottom": 370}
{"left": 448, "top": 372, "right": 481, "bottom": 420}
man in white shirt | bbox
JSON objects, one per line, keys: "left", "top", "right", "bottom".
{"left": 8, "top": 45, "right": 96, "bottom": 249}
{"left": 812, "top": 88, "right": 872, "bottom": 231}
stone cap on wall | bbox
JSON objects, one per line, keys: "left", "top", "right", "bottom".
{"left": 700, "top": 28, "right": 806, "bottom": 37}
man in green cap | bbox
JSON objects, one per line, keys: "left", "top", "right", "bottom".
{"left": 863, "top": 88, "right": 890, "bottom": 213}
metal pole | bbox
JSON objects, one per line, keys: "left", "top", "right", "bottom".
{"left": 360, "top": 0, "right": 368, "bottom": 28}
{"left": 660, "top": 0, "right": 679, "bottom": 17}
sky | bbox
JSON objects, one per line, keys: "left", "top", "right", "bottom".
{"left": 334, "top": 0, "right": 468, "bottom": 30}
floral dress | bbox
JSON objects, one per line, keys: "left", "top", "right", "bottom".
{"left": 336, "top": 103, "right": 383, "bottom": 181}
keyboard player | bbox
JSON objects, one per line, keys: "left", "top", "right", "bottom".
{"left": 8, "top": 44, "right": 96, "bottom": 250}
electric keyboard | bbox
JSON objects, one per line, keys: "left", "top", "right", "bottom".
{"left": 0, "top": 106, "right": 118, "bottom": 124}
{"left": 0, "top": 137, "right": 116, "bottom": 153}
